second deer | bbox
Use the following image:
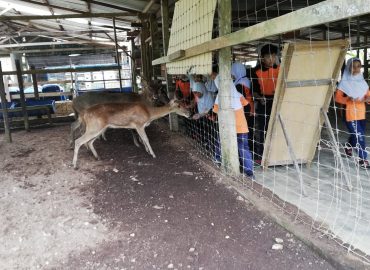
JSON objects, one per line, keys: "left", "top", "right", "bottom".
{"left": 72, "top": 99, "right": 190, "bottom": 168}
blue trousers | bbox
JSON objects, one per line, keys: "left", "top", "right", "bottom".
{"left": 215, "top": 133, "right": 254, "bottom": 175}
{"left": 345, "top": 120, "right": 367, "bottom": 160}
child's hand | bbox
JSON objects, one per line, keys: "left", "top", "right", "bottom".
{"left": 192, "top": 113, "right": 201, "bottom": 120}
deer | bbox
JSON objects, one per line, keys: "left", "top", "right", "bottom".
{"left": 72, "top": 99, "right": 190, "bottom": 169}
{"left": 69, "top": 79, "right": 169, "bottom": 148}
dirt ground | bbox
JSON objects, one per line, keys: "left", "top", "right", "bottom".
{"left": 0, "top": 121, "right": 337, "bottom": 270}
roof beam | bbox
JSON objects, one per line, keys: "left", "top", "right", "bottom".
{"left": 79, "top": 0, "right": 142, "bottom": 13}
{"left": 0, "top": 12, "right": 138, "bottom": 21}
{"left": 0, "top": 40, "right": 115, "bottom": 49}
{"left": 143, "top": 0, "right": 156, "bottom": 13}
{"left": 0, "top": 46, "right": 114, "bottom": 56}
{"left": 43, "top": 0, "right": 65, "bottom": 31}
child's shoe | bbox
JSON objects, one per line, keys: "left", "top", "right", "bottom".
{"left": 344, "top": 143, "right": 353, "bottom": 157}
{"left": 359, "top": 159, "right": 370, "bottom": 169}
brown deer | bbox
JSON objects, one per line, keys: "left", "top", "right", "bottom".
{"left": 69, "top": 79, "right": 169, "bottom": 147}
{"left": 72, "top": 99, "right": 190, "bottom": 169}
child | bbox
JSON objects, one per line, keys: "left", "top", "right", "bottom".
{"left": 187, "top": 73, "right": 215, "bottom": 120}
{"left": 335, "top": 57, "right": 370, "bottom": 169}
{"left": 175, "top": 75, "right": 191, "bottom": 104}
{"left": 213, "top": 75, "right": 254, "bottom": 176}
{"left": 250, "top": 44, "right": 280, "bottom": 163}
{"left": 231, "top": 62, "right": 255, "bottom": 152}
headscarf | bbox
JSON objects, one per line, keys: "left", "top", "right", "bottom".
{"left": 338, "top": 58, "right": 369, "bottom": 99}
{"left": 214, "top": 75, "right": 244, "bottom": 110}
{"left": 231, "top": 62, "right": 251, "bottom": 89}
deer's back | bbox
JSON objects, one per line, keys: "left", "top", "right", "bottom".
{"left": 84, "top": 103, "right": 151, "bottom": 128}
{"left": 73, "top": 92, "right": 144, "bottom": 113}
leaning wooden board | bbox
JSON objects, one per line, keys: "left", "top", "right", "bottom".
{"left": 262, "top": 39, "right": 349, "bottom": 167}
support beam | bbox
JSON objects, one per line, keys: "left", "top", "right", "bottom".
{"left": 140, "top": 18, "right": 151, "bottom": 81}
{"left": 0, "top": 40, "right": 115, "bottom": 49}
{"left": 1, "top": 64, "right": 120, "bottom": 76}
{"left": 30, "top": 65, "right": 39, "bottom": 100}
{"left": 15, "top": 59, "right": 29, "bottom": 131}
{"left": 161, "top": 0, "right": 178, "bottom": 131}
{"left": 364, "top": 36, "right": 369, "bottom": 82}
{"left": 79, "top": 0, "right": 141, "bottom": 13}
{"left": 217, "top": 0, "right": 240, "bottom": 176}
{"left": 113, "top": 17, "right": 123, "bottom": 91}
{"left": 0, "top": 62, "right": 12, "bottom": 143}
{"left": 0, "top": 47, "right": 114, "bottom": 56}
{"left": 150, "top": 14, "right": 161, "bottom": 78}
{"left": 143, "top": 0, "right": 156, "bottom": 13}
{"left": 0, "top": 12, "right": 137, "bottom": 21}
{"left": 153, "top": 0, "right": 370, "bottom": 65}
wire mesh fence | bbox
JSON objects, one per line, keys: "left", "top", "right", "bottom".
{"left": 169, "top": 0, "right": 370, "bottom": 263}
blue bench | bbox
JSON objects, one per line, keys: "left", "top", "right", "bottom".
{"left": 0, "top": 100, "right": 55, "bottom": 124}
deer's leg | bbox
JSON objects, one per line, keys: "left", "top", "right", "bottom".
{"left": 130, "top": 130, "right": 141, "bottom": 148}
{"left": 69, "top": 120, "right": 81, "bottom": 148}
{"left": 88, "top": 138, "right": 100, "bottom": 160}
{"left": 101, "top": 129, "right": 107, "bottom": 141}
{"left": 135, "top": 127, "right": 156, "bottom": 158}
{"left": 73, "top": 130, "right": 101, "bottom": 169}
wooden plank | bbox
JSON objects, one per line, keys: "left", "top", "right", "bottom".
{"left": 262, "top": 40, "right": 348, "bottom": 167}
{"left": 307, "top": 40, "right": 349, "bottom": 163}
{"left": 262, "top": 43, "right": 294, "bottom": 168}
{"left": 0, "top": 62, "right": 12, "bottom": 142}
{"left": 217, "top": 0, "right": 239, "bottom": 176}
{"left": 152, "top": 0, "right": 370, "bottom": 65}
{"left": 168, "top": 50, "right": 185, "bottom": 61}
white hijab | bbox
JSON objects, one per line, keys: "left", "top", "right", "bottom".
{"left": 231, "top": 62, "right": 251, "bottom": 89}
{"left": 214, "top": 75, "right": 243, "bottom": 110}
{"left": 338, "top": 58, "right": 369, "bottom": 99}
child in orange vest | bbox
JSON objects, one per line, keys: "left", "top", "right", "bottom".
{"left": 251, "top": 44, "right": 280, "bottom": 163}
{"left": 335, "top": 58, "right": 370, "bottom": 169}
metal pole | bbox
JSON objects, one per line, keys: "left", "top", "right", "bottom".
{"left": 15, "top": 59, "right": 29, "bottom": 131}
{"left": 0, "top": 61, "right": 12, "bottom": 142}
{"left": 130, "top": 39, "right": 137, "bottom": 92}
{"left": 113, "top": 17, "right": 123, "bottom": 91}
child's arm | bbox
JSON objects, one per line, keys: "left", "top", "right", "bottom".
{"left": 334, "top": 89, "right": 348, "bottom": 105}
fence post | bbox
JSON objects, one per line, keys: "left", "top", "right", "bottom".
{"left": 217, "top": 0, "right": 240, "bottom": 175}
{"left": 30, "top": 65, "right": 39, "bottom": 100}
{"left": 0, "top": 61, "right": 12, "bottom": 142}
{"left": 161, "top": 0, "right": 178, "bottom": 131}
{"left": 15, "top": 59, "right": 29, "bottom": 131}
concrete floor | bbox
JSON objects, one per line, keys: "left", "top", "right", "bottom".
{"left": 252, "top": 117, "right": 370, "bottom": 258}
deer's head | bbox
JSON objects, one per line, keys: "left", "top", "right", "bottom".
{"left": 169, "top": 99, "right": 191, "bottom": 118}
